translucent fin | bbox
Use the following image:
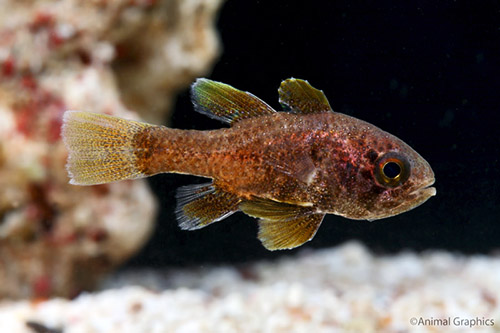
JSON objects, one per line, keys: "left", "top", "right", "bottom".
{"left": 258, "top": 214, "right": 325, "bottom": 250}
{"left": 62, "top": 111, "right": 150, "bottom": 185}
{"left": 278, "top": 78, "right": 332, "bottom": 114}
{"left": 264, "top": 149, "right": 317, "bottom": 185}
{"left": 191, "top": 78, "right": 276, "bottom": 124}
{"left": 176, "top": 183, "right": 242, "bottom": 230}
{"left": 240, "top": 197, "right": 313, "bottom": 221}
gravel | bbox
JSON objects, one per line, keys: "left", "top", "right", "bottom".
{"left": 1, "top": 242, "right": 499, "bottom": 333}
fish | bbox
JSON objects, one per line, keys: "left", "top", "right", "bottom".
{"left": 62, "top": 78, "right": 436, "bottom": 250}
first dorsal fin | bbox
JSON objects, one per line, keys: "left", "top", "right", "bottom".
{"left": 278, "top": 78, "right": 333, "bottom": 114}
{"left": 191, "top": 79, "right": 276, "bottom": 125}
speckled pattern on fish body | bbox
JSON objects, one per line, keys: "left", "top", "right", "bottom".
{"left": 62, "top": 78, "right": 436, "bottom": 250}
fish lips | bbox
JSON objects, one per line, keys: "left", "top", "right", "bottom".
{"left": 404, "top": 178, "right": 436, "bottom": 212}
{"left": 412, "top": 178, "right": 436, "bottom": 198}
{"left": 370, "top": 178, "right": 436, "bottom": 221}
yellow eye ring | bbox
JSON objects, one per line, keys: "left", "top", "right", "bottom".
{"left": 374, "top": 152, "right": 411, "bottom": 187}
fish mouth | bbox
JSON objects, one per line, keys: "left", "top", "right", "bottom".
{"left": 365, "top": 178, "right": 436, "bottom": 221}
{"left": 419, "top": 186, "right": 436, "bottom": 197}
{"left": 379, "top": 181, "right": 435, "bottom": 220}
{"left": 412, "top": 178, "right": 436, "bottom": 198}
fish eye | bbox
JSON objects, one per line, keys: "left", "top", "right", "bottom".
{"left": 374, "top": 152, "right": 411, "bottom": 187}
{"left": 383, "top": 162, "right": 401, "bottom": 179}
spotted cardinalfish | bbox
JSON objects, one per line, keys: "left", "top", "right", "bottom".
{"left": 62, "top": 78, "right": 436, "bottom": 250}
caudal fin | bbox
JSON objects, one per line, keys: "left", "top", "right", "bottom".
{"left": 62, "top": 111, "right": 151, "bottom": 185}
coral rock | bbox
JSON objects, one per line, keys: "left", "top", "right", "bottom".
{"left": 0, "top": 0, "right": 223, "bottom": 299}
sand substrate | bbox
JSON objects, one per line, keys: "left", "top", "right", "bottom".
{"left": 0, "top": 242, "right": 499, "bottom": 332}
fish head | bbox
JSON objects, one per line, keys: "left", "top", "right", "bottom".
{"left": 329, "top": 120, "right": 436, "bottom": 220}
{"left": 356, "top": 132, "right": 435, "bottom": 220}
{"left": 365, "top": 149, "right": 435, "bottom": 220}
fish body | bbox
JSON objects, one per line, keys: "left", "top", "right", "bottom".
{"left": 62, "top": 78, "right": 435, "bottom": 250}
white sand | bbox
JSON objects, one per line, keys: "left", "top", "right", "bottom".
{"left": 1, "top": 242, "right": 499, "bottom": 333}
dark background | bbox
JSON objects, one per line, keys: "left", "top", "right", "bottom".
{"left": 128, "top": 1, "right": 500, "bottom": 267}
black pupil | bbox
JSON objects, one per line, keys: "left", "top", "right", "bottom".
{"left": 383, "top": 162, "right": 401, "bottom": 179}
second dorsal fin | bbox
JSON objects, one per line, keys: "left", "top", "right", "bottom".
{"left": 191, "top": 79, "right": 276, "bottom": 125}
{"left": 278, "top": 78, "right": 333, "bottom": 114}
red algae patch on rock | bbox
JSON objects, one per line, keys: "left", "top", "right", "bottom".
{"left": 0, "top": 0, "right": 223, "bottom": 299}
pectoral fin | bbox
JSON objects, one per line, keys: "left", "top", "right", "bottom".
{"left": 265, "top": 148, "right": 317, "bottom": 185}
{"left": 240, "top": 197, "right": 324, "bottom": 250}
{"left": 278, "top": 78, "right": 332, "bottom": 114}
{"left": 176, "top": 183, "right": 241, "bottom": 230}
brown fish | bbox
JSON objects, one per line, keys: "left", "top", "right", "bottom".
{"left": 62, "top": 78, "right": 435, "bottom": 250}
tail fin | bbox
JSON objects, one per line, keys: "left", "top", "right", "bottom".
{"left": 62, "top": 111, "right": 151, "bottom": 185}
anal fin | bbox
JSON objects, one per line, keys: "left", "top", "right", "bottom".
{"left": 176, "top": 183, "right": 241, "bottom": 230}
